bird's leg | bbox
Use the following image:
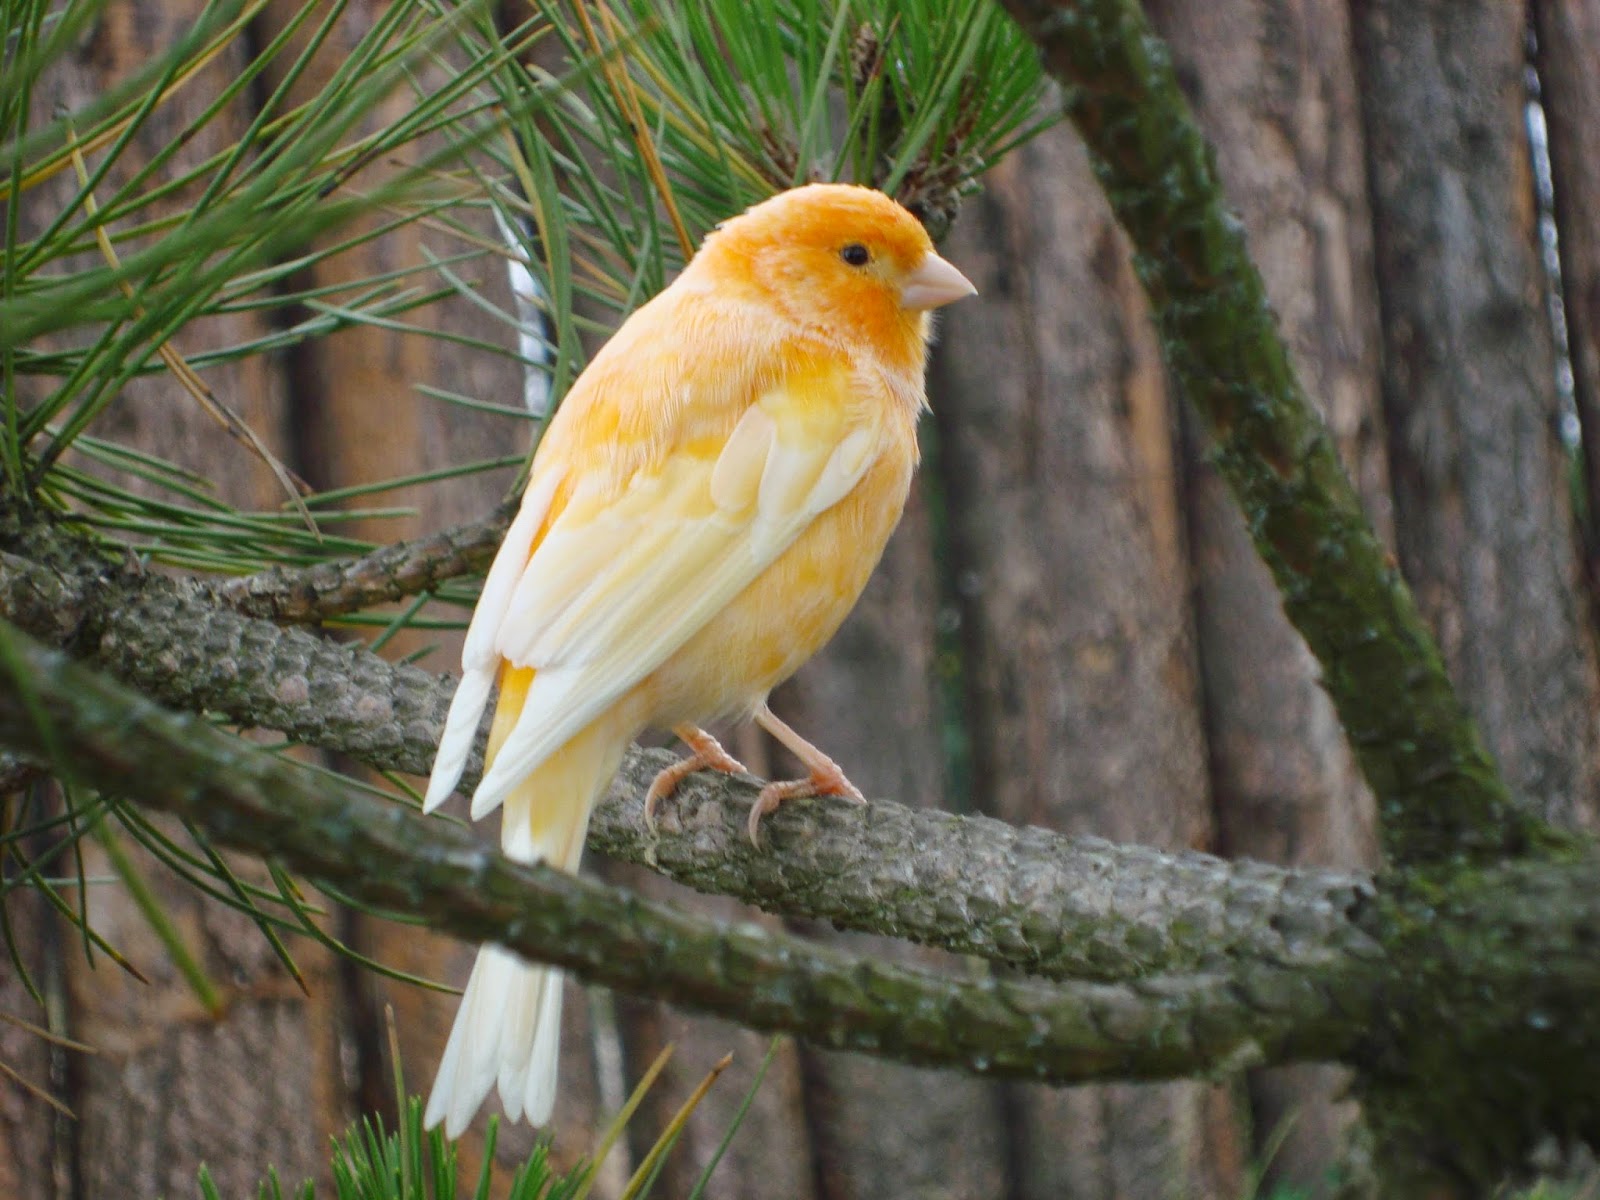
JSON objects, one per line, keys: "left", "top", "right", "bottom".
{"left": 748, "top": 705, "right": 866, "bottom": 846}
{"left": 644, "top": 724, "right": 748, "bottom": 830}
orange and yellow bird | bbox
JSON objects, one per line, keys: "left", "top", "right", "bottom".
{"left": 420, "top": 183, "right": 976, "bottom": 1136}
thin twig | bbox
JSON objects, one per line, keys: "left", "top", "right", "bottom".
{"left": 214, "top": 502, "right": 514, "bottom": 622}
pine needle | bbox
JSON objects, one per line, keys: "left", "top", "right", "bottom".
{"left": 0, "top": 1008, "right": 98, "bottom": 1054}
{"left": 620, "top": 1051, "right": 733, "bottom": 1199}
{"left": 0, "top": 1055, "right": 75, "bottom": 1119}
{"left": 63, "top": 123, "right": 320, "bottom": 537}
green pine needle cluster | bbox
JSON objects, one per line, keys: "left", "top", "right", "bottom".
{"left": 192, "top": 1032, "right": 783, "bottom": 1200}
{"left": 463, "top": 0, "right": 1051, "bottom": 403}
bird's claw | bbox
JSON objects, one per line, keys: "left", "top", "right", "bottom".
{"left": 645, "top": 726, "right": 747, "bottom": 832}
{"left": 746, "top": 761, "right": 865, "bottom": 848}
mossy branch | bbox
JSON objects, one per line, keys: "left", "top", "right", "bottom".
{"left": 0, "top": 615, "right": 1369, "bottom": 1084}
{"left": 996, "top": 0, "right": 1550, "bottom": 866}
{"left": 8, "top": 517, "right": 1600, "bottom": 1179}
{"left": 0, "top": 521, "right": 1373, "bottom": 984}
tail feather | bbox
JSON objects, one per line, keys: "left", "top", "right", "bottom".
{"left": 424, "top": 698, "right": 625, "bottom": 1135}
{"left": 497, "top": 963, "right": 565, "bottom": 1123}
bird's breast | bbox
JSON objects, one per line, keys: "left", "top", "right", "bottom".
{"left": 640, "top": 423, "right": 917, "bottom": 725}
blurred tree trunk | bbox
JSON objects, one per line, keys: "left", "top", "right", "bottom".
{"left": 926, "top": 127, "right": 1242, "bottom": 1200}
{"left": 1351, "top": 0, "right": 1600, "bottom": 834}
{"left": 0, "top": 869, "right": 62, "bottom": 1198}
{"left": 1533, "top": 0, "right": 1600, "bottom": 589}
{"left": 1145, "top": 0, "right": 1385, "bottom": 1191}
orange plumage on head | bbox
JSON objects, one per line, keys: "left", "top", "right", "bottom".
{"left": 421, "top": 183, "right": 975, "bottom": 1137}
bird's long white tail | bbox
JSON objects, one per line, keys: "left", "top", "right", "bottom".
{"left": 424, "top": 683, "right": 625, "bottom": 1137}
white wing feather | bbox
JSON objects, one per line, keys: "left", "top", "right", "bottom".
{"left": 421, "top": 468, "right": 564, "bottom": 813}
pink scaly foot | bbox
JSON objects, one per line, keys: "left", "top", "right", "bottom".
{"left": 645, "top": 725, "right": 748, "bottom": 831}
{"left": 747, "top": 706, "right": 865, "bottom": 847}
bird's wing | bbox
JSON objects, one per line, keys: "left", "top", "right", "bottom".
{"left": 422, "top": 467, "right": 565, "bottom": 811}
{"left": 466, "top": 356, "right": 882, "bottom": 819}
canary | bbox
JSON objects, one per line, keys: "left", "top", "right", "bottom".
{"left": 420, "top": 183, "right": 976, "bottom": 1136}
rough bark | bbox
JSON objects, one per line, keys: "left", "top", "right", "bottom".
{"left": 218, "top": 506, "right": 512, "bottom": 623}
{"left": 9, "top": 615, "right": 1600, "bottom": 1185}
{"left": 930, "top": 128, "right": 1237, "bottom": 1199}
{"left": 9, "top": 472, "right": 1600, "bottom": 1192}
{"left": 0, "top": 621, "right": 1402, "bottom": 1082}
{"left": 1145, "top": 0, "right": 1384, "bottom": 1189}
{"left": 1533, "top": 0, "right": 1600, "bottom": 591}
{"left": 0, "top": 523, "right": 1383, "bottom": 991}
{"left": 1350, "top": 0, "right": 1600, "bottom": 834}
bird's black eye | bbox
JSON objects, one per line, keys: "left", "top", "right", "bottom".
{"left": 840, "top": 243, "right": 871, "bottom": 267}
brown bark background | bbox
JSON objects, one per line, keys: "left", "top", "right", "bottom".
{"left": 928, "top": 130, "right": 1240, "bottom": 1200}
{"left": 6, "top": 0, "right": 1600, "bottom": 1197}
{"left": 1145, "top": 0, "right": 1385, "bottom": 1190}
{"left": 1534, "top": 0, "right": 1600, "bottom": 593}
{"left": 1351, "top": 0, "right": 1600, "bottom": 832}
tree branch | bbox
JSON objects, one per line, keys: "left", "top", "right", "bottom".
{"left": 995, "top": 0, "right": 1551, "bottom": 865}
{"left": 0, "top": 527, "right": 1378, "bottom": 986}
{"left": 596, "top": 751, "right": 1380, "bottom": 984}
{"left": 7, "top": 609, "right": 1600, "bottom": 1131}
{"left": 0, "top": 616, "right": 1372, "bottom": 1083}
{"left": 0, "top": 541, "right": 457, "bottom": 778}
{"left": 215, "top": 503, "right": 515, "bottom": 623}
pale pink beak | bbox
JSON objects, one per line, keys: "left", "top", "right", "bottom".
{"left": 900, "top": 251, "right": 978, "bottom": 310}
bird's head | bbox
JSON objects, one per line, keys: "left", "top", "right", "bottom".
{"left": 693, "top": 183, "right": 976, "bottom": 366}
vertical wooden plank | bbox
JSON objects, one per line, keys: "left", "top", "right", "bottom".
{"left": 0, "top": 853, "right": 64, "bottom": 1200}
{"left": 17, "top": 0, "right": 349, "bottom": 1191}
{"left": 597, "top": 877, "right": 819, "bottom": 1200}
{"left": 1144, "top": 0, "right": 1384, "bottom": 1190}
{"left": 72, "top": 966, "right": 343, "bottom": 1198}
{"left": 930, "top": 127, "right": 1243, "bottom": 1199}
{"left": 1351, "top": 0, "right": 1600, "bottom": 829}
{"left": 1533, "top": 0, "right": 1600, "bottom": 588}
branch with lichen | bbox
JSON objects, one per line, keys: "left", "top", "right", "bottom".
{"left": 9, "top": 502, "right": 1600, "bottom": 1183}
{"left": 0, "top": 615, "right": 1376, "bottom": 1083}
{"left": 6, "top": 604, "right": 1600, "bottom": 1143}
